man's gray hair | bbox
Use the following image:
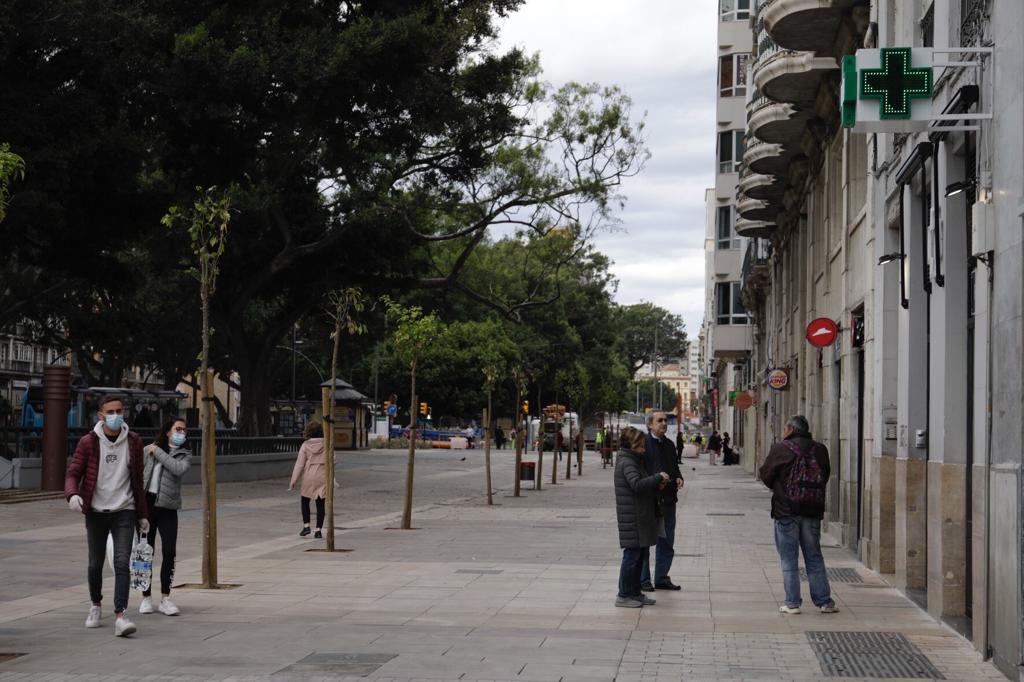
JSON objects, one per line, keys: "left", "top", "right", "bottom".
{"left": 787, "top": 415, "right": 810, "bottom": 435}
{"left": 647, "top": 410, "right": 666, "bottom": 426}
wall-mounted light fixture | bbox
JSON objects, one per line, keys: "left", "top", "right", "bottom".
{"left": 877, "top": 252, "right": 904, "bottom": 265}
{"left": 944, "top": 179, "right": 976, "bottom": 197}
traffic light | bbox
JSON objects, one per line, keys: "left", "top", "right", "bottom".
{"left": 419, "top": 402, "right": 428, "bottom": 416}
{"left": 521, "top": 400, "right": 529, "bottom": 415}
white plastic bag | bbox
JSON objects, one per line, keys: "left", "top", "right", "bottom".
{"left": 130, "top": 535, "right": 154, "bottom": 592}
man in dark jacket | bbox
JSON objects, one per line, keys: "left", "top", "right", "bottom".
{"left": 640, "top": 411, "right": 685, "bottom": 592}
{"left": 758, "top": 415, "right": 838, "bottom": 615}
{"left": 65, "top": 395, "right": 149, "bottom": 637}
{"left": 614, "top": 427, "right": 670, "bottom": 608}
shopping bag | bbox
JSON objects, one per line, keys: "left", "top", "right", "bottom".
{"left": 129, "top": 534, "right": 153, "bottom": 592}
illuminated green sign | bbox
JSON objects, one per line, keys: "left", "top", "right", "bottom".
{"left": 841, "top": 48, "right": 935, "bottom": 132}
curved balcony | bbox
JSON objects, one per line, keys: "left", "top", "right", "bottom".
{"left": 736, "top": 218, "right": 777, "bottom": 239}
{"left": 737, "top": 195, "right": 779, "bottom": 223}
{"left": 754, "top": 48, "right": 837, "bottom": 107}
{"left": 761, "top": 0, "right": 856, "bottom": 55}
{"left": 742, "top": 135, "right": 794, "bottom": 178}
{"left": 747, "top": 92, "right": 809, "bottom": 146}
{"left": 738, "top": 169, "right": 785, "bottom": 202}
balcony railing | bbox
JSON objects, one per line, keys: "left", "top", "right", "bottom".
{"left": 741, "top": 237, "right": 772, "bottom": 292}
{"left": 960, "top": 0, "right": 988, "bottom": 47}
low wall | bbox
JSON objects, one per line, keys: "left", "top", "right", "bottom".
{"left": 3, "top": 451, "right": 299, "bottom": 490}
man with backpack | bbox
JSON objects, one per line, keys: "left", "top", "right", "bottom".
{"left": 758, "top": 415, "right": 839, "bottom": 615}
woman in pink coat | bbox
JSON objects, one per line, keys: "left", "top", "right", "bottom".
{"left": 289, "top": 421, "right": 328, "bottom": 538}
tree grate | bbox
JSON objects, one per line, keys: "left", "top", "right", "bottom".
{"left": 807, "top": 631, "right": 944, "bottom": 679}
{"left": 800, "top": 567, "right": 863, "bottom": 583}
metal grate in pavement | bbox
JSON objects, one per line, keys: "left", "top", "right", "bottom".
{"left": 807, "top": 631, "right": 944, "bottom": 679}
{"left": 800, "top": 567, "right": 863, "bottom": 583}
{"left": 276, "top": 652, "right": 396, "bottom": 676}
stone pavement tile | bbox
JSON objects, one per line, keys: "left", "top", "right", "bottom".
{"left": 368, "top": 653, "right": 512, "bottom": 680}
{"left": 481, "top": 613, "right": 564, "bottom": 629}
{"left": 635, "top": 616, "right": 715, "bottom": 632}
{"left": 517, "top": 662, "right": 617, "bottom": 681}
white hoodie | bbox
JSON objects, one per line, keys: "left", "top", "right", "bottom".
{"left": 89, "top": 421, "right": 134, "bottom": 512}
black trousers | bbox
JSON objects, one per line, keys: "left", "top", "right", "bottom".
{"left": 143, "top": 493, "right": 178, "bottom": 597}
{"left": 301, "top": 496, "right": 325, "bottom": 528}
{"left": 85, "top": 509, "right": 135, "bottom": 613}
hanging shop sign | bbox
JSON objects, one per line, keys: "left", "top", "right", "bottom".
{"left": 734, "top": 392, "right": 753, "bottom": 411}
{"left": 840, "top": 47, "right": 933, "bottom": 132}
{"left": 806, "top": 317, "right": 839, "bottom": 348}
{"left": 767, "top": 369, "right": 789, "bottom": 391}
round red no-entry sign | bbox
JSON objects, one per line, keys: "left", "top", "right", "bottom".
{"left": 806, "top": 317, "right": 838, "bottom": 348}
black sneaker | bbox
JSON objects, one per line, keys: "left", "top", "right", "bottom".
{"left": 299, "top": 527, "right": 311, "bottom": 536}
{"left": 314, "top": 530, "right": 322, "bottom": 539}
{"left": 640, "top": 581, "right": 655, "bottom": 592}
{"left": 655, "top": 581, "right": 682, "bottom": 591}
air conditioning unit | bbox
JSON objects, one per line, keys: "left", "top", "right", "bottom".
{"left": 971, "top": 201, "right": 993, "bottom": 256}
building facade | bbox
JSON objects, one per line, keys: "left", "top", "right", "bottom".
{"left": 724, "top": 0, "right": 1023, "bottom": 676}
{"left": 701, "top": 0, "right": 759, "bottom": 471}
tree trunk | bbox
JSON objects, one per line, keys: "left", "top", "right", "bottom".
{"left": 401, "top": 360, "right": 417, "bottom": 529}
{"left": 326, "top": 318, "right": 341, "bottom": 551}
{"left": 200, "top": 278, "right": 218, "bottom": 588}
{"left": 484, "top": 399, "right": 493, "bottom": 505}
{"left": 513, "top": 389, "right": 522, "bottom": 497}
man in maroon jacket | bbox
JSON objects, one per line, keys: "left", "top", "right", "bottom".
{"left": 758, "top": 415, "right": 838, "bottom": 615}
{"left": 65, "top": 395, "right": 149, "bottom": 636}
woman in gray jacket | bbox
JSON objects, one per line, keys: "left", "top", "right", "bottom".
{"left": 614, "top": 427, "right": 669, "bottom": 608}
{"left": 139, "top": 417, "right": 191, "bottom": 616}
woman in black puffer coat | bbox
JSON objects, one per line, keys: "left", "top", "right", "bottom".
{"left": 614, "top": 426, "right": 669, "bottom": 607}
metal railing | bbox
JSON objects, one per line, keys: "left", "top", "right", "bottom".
{"left": 0, "top": 427, "right": 303, "bottom": 460}
{"left": 741, "top": 238, "right": 772, "bottom": 291}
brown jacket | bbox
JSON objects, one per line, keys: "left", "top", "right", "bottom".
{"left": 64, "top": 430, "right": 148, "bottom": 518}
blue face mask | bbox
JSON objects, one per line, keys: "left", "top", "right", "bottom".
{"left": 103, "top": 414, "right": 124, "bottom": 431}
{"left": 170, "top": 432, "right": 186, "bottom": 447}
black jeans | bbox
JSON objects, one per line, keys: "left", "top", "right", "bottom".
{"left": 143, "top": 493, "right": 178, "bottom": 597}
{"left": 85, "top": 509, "right": 135, "bottom": 613}
{"left": 301, "top": 496, "right": 325, "bottom": 528}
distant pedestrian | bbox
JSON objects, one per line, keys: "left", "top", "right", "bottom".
{"left": 290, "top": 421, "right": 329, "bottom": 539}
{"left": 758, "top": 415, "right": 838, "bottom": 615}
{"left": 509, "top": 428, "right": 517, "bottom": 450}
{"left": 464, "top": 425, "right": 475, "bottom": 448}
{"left": 675, "top": 430, "right": 685, "bottom": 463}
{"left": 64, "top": 395, "right": 149, "bottom": 637}
{"left": 693, "top": 432, "right": 703, "bottom": 451}
{"left": 722, "top": 431, "right": 734, "bottom": 465}
{"left": 595, "top": 429, "right": 604, "bottom": 451}
{"left": 706, "top": 430, "right": 721, "bottom": 465}
{"left": 613, "top": 426, "right": 670, "bottom": 608}
{"left": 640, "top": 411, "right": 684, "bottom": 592}
{"left": 555, "top": 430, "right": 564, "bottom": 461}
{"left": 139, "top": 417, "right": 191, "bottom": 616}
{"left": 495, "top": 426, "right": 506, "bottom": 450}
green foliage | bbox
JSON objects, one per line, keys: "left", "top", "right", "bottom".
{"left": 631, "top": 379, "right": 680, "bottom": 414}
{"left": 0, "top": 143, "right": 25, "bottom": 223}
{"left": 615, "top": 302, "right": 688, "bottom": 373}
{"left": 326, "top": 288, "right": 368, "bottom": 340}
{"left": 161, "top": 186, "right": 233, "bottom": 294}
{"left": 381, "top": 297, "right": 444, "bottom": 373}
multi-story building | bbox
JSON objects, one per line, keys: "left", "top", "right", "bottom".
{"left": 635, "top": 360, "right": 697, "bottom": 416}
{"left": 0, "top": 325, "right": 68, "bottom": 424}
{"left": 702, "top": 1, "right": 758, "bottom": 468}
{"left": 728, "top": 0, "right": 1023, "bottom": 676}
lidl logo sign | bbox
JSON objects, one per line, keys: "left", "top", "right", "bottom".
{"left": 841, "top": 48, "right": 934, "bottom": 132}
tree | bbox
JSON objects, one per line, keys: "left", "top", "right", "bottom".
{"left": 383, "top": 298, "right": 444, "bottom": 530}
{"left": 0, "top": 3, "right": 648, "bottom": 433}
{"left": 616, "top": 302, "right": 688, "bottom": 374}
{"left": 162, "top": 185, "right": 232, "bottom": 589}
{"left": 629, "top": 379, "right": 680, "bottom": 414}
{"left": 323, "top": 287, "right": 366, "bottom": 550}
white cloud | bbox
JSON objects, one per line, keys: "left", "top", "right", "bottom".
{"left": 496, "top": 0, "right": 717, "bottom": 334}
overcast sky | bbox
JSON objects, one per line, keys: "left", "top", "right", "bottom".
{"left": 496, "top": 0, "right": 718, "bottom": 336}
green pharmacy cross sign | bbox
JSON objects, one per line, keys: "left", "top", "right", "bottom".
{"left": 861, "top": 48, "right": 933, "bottom": 119}
{"left": 841, "top": 47, "right": 935, "bottom": 132}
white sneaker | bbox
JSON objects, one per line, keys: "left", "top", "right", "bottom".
{"left": 114, "top": 616, "right": 136, "bottom": 637}
{"left": 158, "top": 598, "right": 179, "bottom": 616}
{"left": 779, "top": 604, "right": 801, "bottom": 614}
{"left": 138, "top": 596, "right": 154, "bottom": 614}
{"left": 85, "top": 605, "right": 102, "bottom": 628}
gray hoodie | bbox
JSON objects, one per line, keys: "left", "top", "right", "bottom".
{"left": 142, "top": 444, "right": 192, "bottom": 510}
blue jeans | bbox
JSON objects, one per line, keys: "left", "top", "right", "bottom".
{"left": 85, "top": 509, "right": 136, "bottom": 613}
{"left": 773, "top": 516, "right": 834, "bottom": 608}
{"left": 641, "top": 502, "right": 676, "bottom": 585}
{"left": 617, "top": 546, "right": 648, "bottom": 599}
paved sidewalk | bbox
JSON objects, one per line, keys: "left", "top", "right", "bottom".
{"left": 0, "top": 448, "right": 1004, "bottom": 681}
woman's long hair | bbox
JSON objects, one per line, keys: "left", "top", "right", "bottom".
{"left": 154, "top": 416, "right": 186, "bottom": 452}
{"left": 619, "top": 426, "right": 645, "bottom": 452}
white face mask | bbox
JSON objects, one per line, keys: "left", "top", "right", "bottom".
{"left": 170, "top": 432, "right": 186, "bottom": 447}
{"left": 103, "top": 414, "right": 124, "bottom": 431}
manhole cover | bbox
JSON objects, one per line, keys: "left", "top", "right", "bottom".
{"left": 277, "top": 652, "right": 397, "bottom": 676}
{"left": 800, "top": 567, "right": 863, "bottom": 583}
{"left": 456, "top": 569, "right": 503, "bottom": 575}
{"left": 807, "top": 631, "right": 944, "bottom": 679}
